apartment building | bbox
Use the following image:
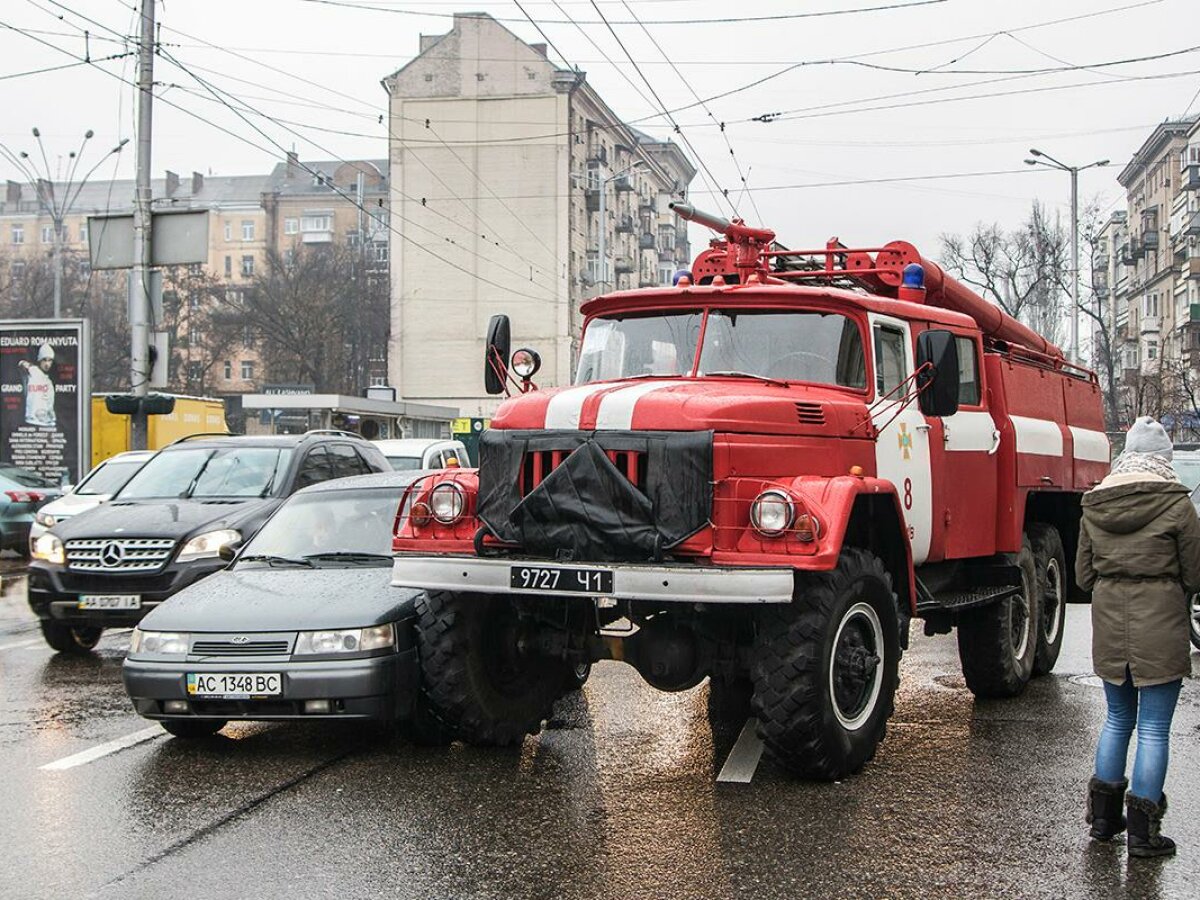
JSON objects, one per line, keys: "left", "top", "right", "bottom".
{"left": 382, "top": 12, "right": 696, "bottom": 415}
{"left": 0, "top": 155, "right": 388, "bottom": 395}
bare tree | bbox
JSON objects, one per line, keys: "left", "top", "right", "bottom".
{"left": 160, "top": 266, "right": 244, "bottom": 396}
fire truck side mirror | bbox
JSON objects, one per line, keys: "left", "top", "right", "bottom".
{"left": 484, "top": 314, "right": 512, "bottom": 395}
{"left": 915, "top": 329, "right": 960, "bottom": 418}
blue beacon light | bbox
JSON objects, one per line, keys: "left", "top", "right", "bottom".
{"left": 902, "top": 263, "right": 925, "bottom": 289}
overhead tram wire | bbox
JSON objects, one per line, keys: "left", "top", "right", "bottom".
{"left": 154, "top": 48, "right": 563, "bottom": 299}
{"left": 583, "top": 0, "right": 738, "bottom": 217}
{"left": 290, "top": 0, "right": 950, "bottom": 26}
{"left": 616, "top": 0, "right": 763, "bottom": 224}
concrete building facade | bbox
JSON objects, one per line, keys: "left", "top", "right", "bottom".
{"left": 382, "top": 13, "right": 696, "bottom": 415}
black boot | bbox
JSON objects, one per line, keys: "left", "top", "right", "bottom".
{"left": 1127, "top": 793, "right": 1176, "bottom": 859}
{"left": 1086, "top": 777, "right": 1128, "bottom": 840}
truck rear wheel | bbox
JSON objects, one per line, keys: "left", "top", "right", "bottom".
{"left": 957, "top": 535, "right": 1040, "bottom": 697}
{"left": 1028, "top": 523, "right": 1066, "bottom": 676}
{"left": 414, "top": 591, "right": 559, "bottom": 747}
{"left": 750, "top": 548, "right": 902, "bottom": 780}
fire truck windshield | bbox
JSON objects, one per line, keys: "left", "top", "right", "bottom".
{"left": 574, "top": 309, "right": 866, "bottom": 389}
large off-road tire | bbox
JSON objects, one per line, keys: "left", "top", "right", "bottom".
{"left": 957, "top": 535, "right": 1040, "bottom": 698}
{"left": 414, "top": 591, "right": 560, "bottom": 747}
{"left": 160, "top": 719, "right": 226, "bottom": 739}
{"left": 39, "top": 620, "right": 102, "bottom": 655}
{"left": 1029, "top": 523, "right": 1067, "bottom": 676}
{"left": 750, "top": 547, "right": 902, "bottom": 781}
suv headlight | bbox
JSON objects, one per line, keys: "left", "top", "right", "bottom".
{"left": 177, "top": 528, "right": 241, "bottom": 562}
{"left": 34, "top": 510, "right": 58, "bottom": 528}
{"left": 31, "top": 532, "right": 65, "bottom": 565}
{"left": 294, "top": 624, "right": 395, "bottom": 655}
{"left": 130, "top": 629, "right": 189, "bottom": 655}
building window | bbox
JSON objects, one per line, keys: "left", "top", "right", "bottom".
{"left": 188, "top": 361, "right": 202, "bottom": 381}
{"left": 223, "top": 360, "right": 232, "bottom": 380}
{"left": 283, "top": 248, "right": 295, "bottom": 266}
{"left": 188, "top": 327, "right": 200, "bottom": 344}
{"left": 11, "top": 224, "right": 23, "bottom": 245}
{"left": 1148, "top": 340, "right": 1158, "bottom": 360}
{"left": 658, "top": 263, "right": 674, "bottom": 286}
{"left": 241, "top": 360, "right": 255, "bottom": 380}
{"left": 80, "top": 223, "right": 88, "bottom": 243}
{"left": 242, "top": 220, "right": 255, "bottom": 241}
{"left": 242, "top": 324, "right": 254, "bottom": 347}
{"left": 369, "top": 374, "right": 387, "bottom": 387}
{"left": 224, "top": 255, "right": 232, "bottom": 278}
{"left": 241, "top": 255, "right": 254, "bottom": 277}
{"left": 41, "top": 224, "right": 54, "bottom": 244}
{"left": 188, "top": 294, "right": 200, "bottom": 310}
{"left": 301, "top": 215, "right": 332, "bottom": 233}
{"left": 223, "top": 221, "right": 232, "bottom": 241}
{"left": 284, "top": 218, "right": 298, "bottom": 235}
{"left": 11, "top": 260, "right": 26, "bottom": 278}
{"left": 370, "top": 241, "right": 388, "bottom": 265}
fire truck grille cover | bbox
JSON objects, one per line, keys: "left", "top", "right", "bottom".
{"left": 477, "top": 430, "right": 713, "bottom": 562}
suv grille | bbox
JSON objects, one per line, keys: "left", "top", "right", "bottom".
{"left": 65, "top": 538, "right": 177, "bottom": 572}
{"left": 519, "top": 448, "right": 646, "bottom": 496}
{"left": 191, "top": 637, "right": 293, "bottom": 657}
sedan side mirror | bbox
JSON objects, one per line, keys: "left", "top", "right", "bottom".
{"left": 915, "top": 329, "right": 960, "bottom": 418}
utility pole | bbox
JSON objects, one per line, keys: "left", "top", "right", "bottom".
{"left": 1025, "top": 148, "right": 1109, "bottom": 365}
{"left": 130, "top": 0, "right": 156, "bottom": 450}
{"left": 593, "top": 160, "right": 645, "bottom": 288}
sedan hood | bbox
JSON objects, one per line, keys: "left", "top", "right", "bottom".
{"left": 52, "top": 497, "right": 277, "bottom": 541}
{"left": 140, "top": 566, "right": 419, "bottom": 631}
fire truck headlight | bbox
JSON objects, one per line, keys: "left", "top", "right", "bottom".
{"left": 429, "top": 483, "right": 465, "bottom": 524}
{"left": 750, "top": 490, "right": 794, "bottom": 537}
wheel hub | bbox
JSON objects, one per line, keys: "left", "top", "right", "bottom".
{"left": 829, "top": 601, "right": 885, "bottom": 730}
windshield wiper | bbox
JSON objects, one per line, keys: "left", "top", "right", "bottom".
{"left": 238, "top": 554, "right": 315, "bottom": 568}
{"left": 303, "top": 552, "right": 393, "bottom": 564}
{"left": 703, "top": 370, "right": 790, "bottom": 388}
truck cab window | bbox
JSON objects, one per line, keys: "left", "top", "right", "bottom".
{"left": 873, "top": 326, "right": 908, "bottom": 397}
{"left": 955, "top": 336, "right": 981, "bottom": 406}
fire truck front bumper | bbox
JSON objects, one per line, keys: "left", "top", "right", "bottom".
{"left": 391, "top": 556, "right": 795, "bottom": 604}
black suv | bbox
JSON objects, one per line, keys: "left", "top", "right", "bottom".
{"left": 28, "top": 431, "right": 389, "bottom": 653}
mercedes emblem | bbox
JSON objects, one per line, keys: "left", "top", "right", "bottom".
{"left": 99, "top": 542, "right": 125, "bottom": 567}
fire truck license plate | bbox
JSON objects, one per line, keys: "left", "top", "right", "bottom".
{"left": 510, "top": 565, "right": 614, "bottom": 594}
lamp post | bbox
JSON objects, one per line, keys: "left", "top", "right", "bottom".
{"left": 1024, "top": 149, "right": 1110, "bottom": 364}
{"left": 0, "top": 129, "right": 127, "bottom": 318}
{"left": 594, "top": 160, "right": 646, "bottom": 288}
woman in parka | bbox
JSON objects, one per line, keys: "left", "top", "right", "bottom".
{"left": 1077, "top": 416, "right": 1200, "bottom": 858}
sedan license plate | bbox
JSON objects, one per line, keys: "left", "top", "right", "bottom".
{"left": 187, "top": 673, "right": 282, "bottom": 698}
{"left": 510, "top": 564, "right": 613, "bottom": 595}
{"left": 77, "top": 594, "right": 141, "bottom": 610}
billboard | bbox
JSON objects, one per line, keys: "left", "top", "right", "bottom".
{"left": 0, "top": 320, "right": 90, "bottom": 485}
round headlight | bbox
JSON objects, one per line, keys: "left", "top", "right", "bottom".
{"left": 511, "top": 348, "right": 541, "bottom": 379}
{"left": 750, "top": 490, "right": 794, "bottom": 537}
{"left": 429, "top": 483, "right": 465, "bottom": 524}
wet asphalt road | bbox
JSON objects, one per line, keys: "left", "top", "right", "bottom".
{"left": 3, "top": 562, "right": 1200, "bottom": 900}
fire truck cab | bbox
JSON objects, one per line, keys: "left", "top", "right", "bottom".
{"left": 391, "top": 205, "right": 1108, "bottom": 779}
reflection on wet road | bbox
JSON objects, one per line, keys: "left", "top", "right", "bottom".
{"left": 2, "top": 577, "right": 1198, "bottom": 899}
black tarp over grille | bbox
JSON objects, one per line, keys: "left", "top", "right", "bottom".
{"left": 477, "top": 430, "right": 712, "bottom": 562}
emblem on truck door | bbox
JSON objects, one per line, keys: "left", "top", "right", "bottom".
{"left": 897, "top": 423, "right": 913, "bottom": 461}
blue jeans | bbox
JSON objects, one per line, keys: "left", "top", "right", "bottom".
{"left": 1094, "top": 670, "right": 1182, "bottom": 802}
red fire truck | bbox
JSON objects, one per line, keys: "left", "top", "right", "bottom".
{"left": 391, "top": 204, "right": 1109, "bottom": 779}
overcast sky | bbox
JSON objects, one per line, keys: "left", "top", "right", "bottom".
{"left": 3, "top": 0, "right": 1198, "bottom": 256}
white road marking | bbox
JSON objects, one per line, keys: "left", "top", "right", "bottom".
{"left": 716, "top": 718, "right": 765, "bottom": 783}
{"left": 0, "top": 637, "right": 43, "bottom": 652}
{"left": 39, "top": 726, "right": 164, "bottom": 771}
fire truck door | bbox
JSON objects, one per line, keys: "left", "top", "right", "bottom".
{"left": 869, "top": 315, "right": 933, "bottom": 565}
{"left": 936, "top": 333, "right": 999, "bottom": 559}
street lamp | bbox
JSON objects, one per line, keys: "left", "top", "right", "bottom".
{"left": 1023, "top": 148, "right": 1110, "bottom": 365}
{"left": 0, "top": 129, "right": 128, "bottom": 318}
{"left": 591, "top": 160, "right": 646, "bottom": 288}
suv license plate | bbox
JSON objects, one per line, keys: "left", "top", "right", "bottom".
{"left": 510, "top": 565, "right": 614, "bottom": 594}
{"left": 78, "top": 594, "right": 141, "bottom": 610}
{"left": 187, "top": 673, "right": 282, "bottom": 698}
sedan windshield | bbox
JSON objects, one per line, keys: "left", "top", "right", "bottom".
{"left": 75, "top": 459, "right": 147, "bottom": 496}
{"left": 574, "top": 309, "right": 866, "bottom": 388}
{"left": 118, "top": 448, "right": 293, "bottom": 499}
{"left": 240, "top": 488, "right": 400, "bottom": 562}
{"left": 387, "top": 456, "right": 422, "bottom": 472}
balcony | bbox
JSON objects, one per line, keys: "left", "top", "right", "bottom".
{"left": 1186, "top": 212, "right": 1200, "bottom": 236}
{"left": 1140, "top": 315, "right": 1161, "bottom": 335}
{"left": 1095, "top": 285, "right": 1110, "bottom": 300}
{"left": 1184, "top": 164, "right": 1200, "bottom": 190}
{"left": 1120, "top": 242, "right": 1138, "bottom": 266}
{"left": 638, "top": 233, "right": 656, "bottom": 250}
{"left": 1185, "top": 257, "right": 1200, "bottom": 279}
{"left": 585, "top": 189, "right": 600, "bottom": 213}
{"left": 613, "top": 175, "right": 634, "bottom": 193}
{"left": 1142, "top": 230, "right": 1160, "bottom": 252}
{"left": 614, "top": 255, "right": 634, "bottom": 274}
{"left": 615, "top": 214, "right": 633, "bottom": 234}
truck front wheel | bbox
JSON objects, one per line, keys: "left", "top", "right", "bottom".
{"left": 957, "top": 535, "right": 1040, "bottom": 697}
{"left": 414, "top": 591, "right": 559, "bottom": 747}
{"left": 751, "top": 548, "right": 902, "bottom": 780}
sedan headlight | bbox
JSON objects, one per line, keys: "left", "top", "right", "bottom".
{"left": 31, "top": 532, "right": 65, "bottom": 565}
{"left": 34, "top": 510, "right": 58, "bottom": 528}
{"left": 294, "top": 624, "right": 395, "bottom": 655}
{"left": 130, "top": 629, "right": 189, "bottom": 655}
{"left": 177, "top": 528, "right": 241, "bottom": 562}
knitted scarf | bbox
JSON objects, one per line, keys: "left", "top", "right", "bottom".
{"left": 1108, "top": 451, "right": 1180, "bottom": 483}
